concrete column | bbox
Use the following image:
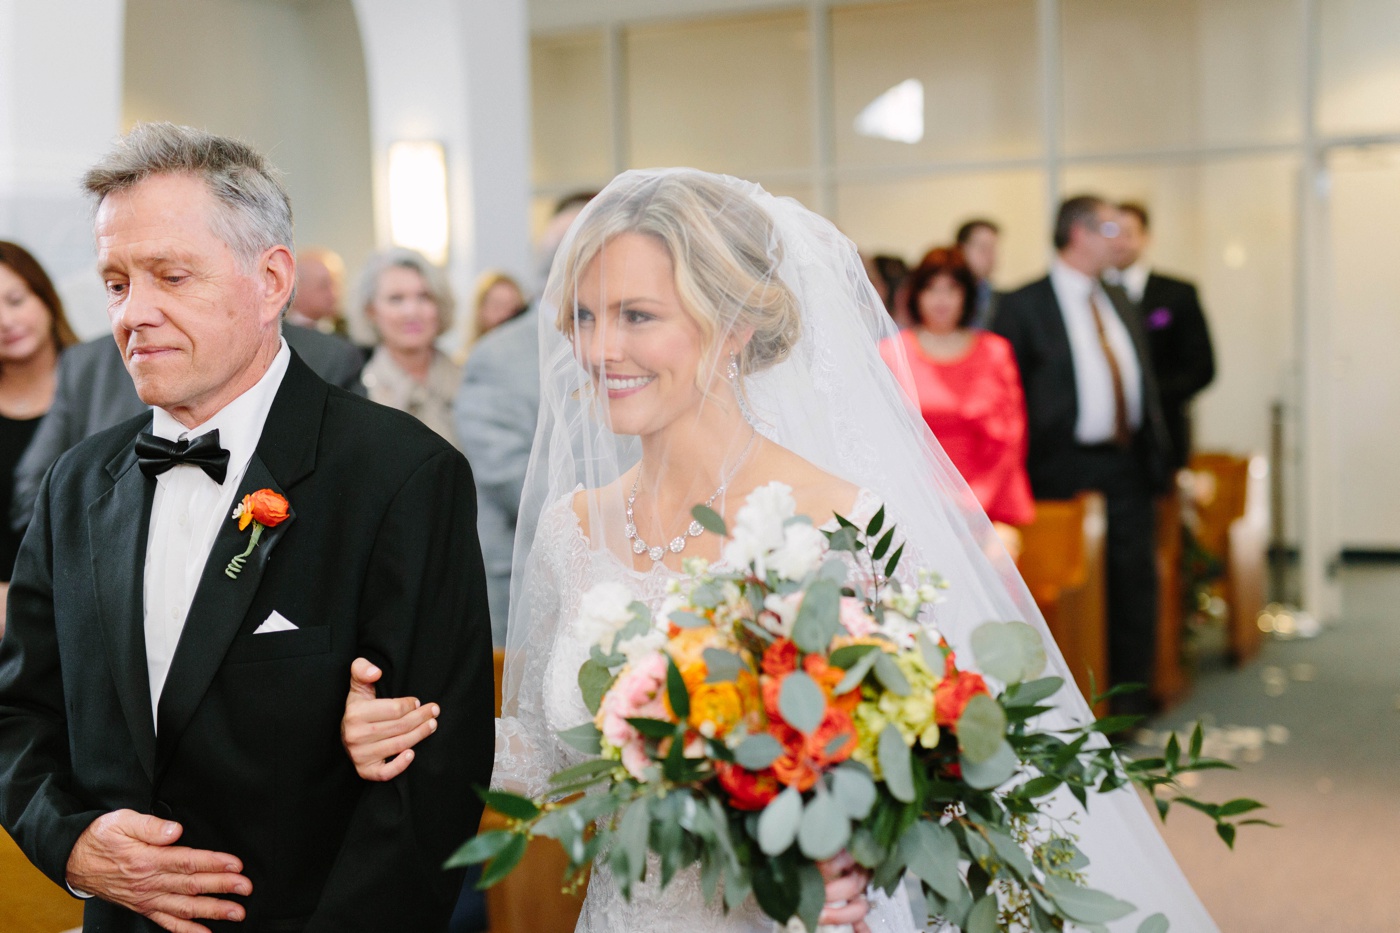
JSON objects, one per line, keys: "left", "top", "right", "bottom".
{"left": 0, "top": 0, "right": 126, "bottom": 336}
{"left": 351, "top": 0, "right": 533, "bottom": 345}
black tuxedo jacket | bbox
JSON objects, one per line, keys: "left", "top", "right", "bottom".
{"left": 0, "top": 353, "right": 494, "bottom": 932}
{"left": 992, "top": 276, "right": 1173, "bottom": 498}
{"left": 1138, "top": 272, "right": 1215, "bottom": 469}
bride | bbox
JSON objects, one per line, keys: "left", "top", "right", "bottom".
{"left": 340, "top": 169, "right": 1218, "bottom": 932}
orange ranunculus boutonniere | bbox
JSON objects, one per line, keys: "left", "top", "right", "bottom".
{"left": 225, "top": 489, "right": 290, "bottom": 579}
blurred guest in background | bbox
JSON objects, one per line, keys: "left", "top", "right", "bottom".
{"left": 860, "top": 252, "right": 891, "bottom": 314}
{"left": 0, "top": 242, "right": 78, "bottom": 628}
{"left": 455, "top": 270, "right": 527, "bottom": 364}
{"left": 955, "top": 218, "right": 1002, "bottom": 329}
{"left": 287, "top": 245, "right": 349, "bottom": 337}
{"left": 994, "top": 195, "right": 1171, "bottom": 715}
{"left": 872, "top": 253, "right": 912, "bottom": 328}
{"left": 886, "top": 246, "right": 1033, "bottom": 558}
{"left": 1108, "top": 202, "right": 1215, "bottom": 469}
{"left": 357, "top": 247, "right": 460, "bottom": 448}
{"left": 455, "top": 190, "right": 594, "bottom": 646}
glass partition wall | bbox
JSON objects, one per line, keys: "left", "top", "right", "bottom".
{"left": 528, "top": 0, "right": 1400, "bottom": 617}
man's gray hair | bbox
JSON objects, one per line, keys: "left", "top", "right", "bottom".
{"left": 353, "top": 247, "right": 457, "bottom": 335}
{"left": 82, "top": 122, "right": 295, "bottom": 271}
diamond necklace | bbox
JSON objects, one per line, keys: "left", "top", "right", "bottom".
{"left": 626, "top": 427, "right": 758, "bottom": 563}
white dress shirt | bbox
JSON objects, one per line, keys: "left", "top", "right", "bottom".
{"left": 1049, "top": 259, "right": 1144, "bottom": 444}
{"left": 1108, "top": 262, "right": 1151, "bottom": 305}
{"left": 142, "top": 340, "right": 290, "bottom": 727}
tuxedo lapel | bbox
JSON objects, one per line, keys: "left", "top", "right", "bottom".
{"left": 88, "top": 437, "right": 158, "bottom": 781}
{"left": 153, "top": 354, "right": 326, "bottom": 775}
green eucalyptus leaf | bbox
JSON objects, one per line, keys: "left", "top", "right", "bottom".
{"left": 970, "top": 620, "right": 1048, "bottom": 684}
{"left": 915, "top": 629, "right": 945, "bottom": 672}
{"left": 1003, "top": 676, "right": 1065, "bottom": 707}
{"left": 830, "top": 643, "right": 881, "bottom": 669}
{"left": 669, "top": 610, "right": 710, "bottom": 629}
{"left": 547, "top": 757, "right": 619, "bottom": 788}
{"left": 1138, "top": 913, "right": 1170, "bottom": 933}
{"left": 476, "top": 833, "right": 528, "bottom": 888}
{"left": 779, "top": 671, "right": 826, "bottom": 734}
{"left": 792, "top": 579, "right": 841, "bottom": 653}
{"left": 444, "top": 829, "right": 516, "bottom": 868}
{"left": 899, "top": 820, "right": 962, "bottom": 902}
{"left": 479, "top": 790, "right": 540, "bottom": 821}
{"left": 983, "top": 825, "right": 1036, "bottom": 881}
{"left": 578, "top": 658, "right": 616, "bottom": 717}
{"left": 872, "top": 652, "right": 911, "bottom": 696}
{"left": 703, "top": 647, "right": 744, "bottom": 683}
{"left": 557, "top": 721, "right": 604, "bottom": 755}
{"left": 1043, "top": 876, "right": 1136, "bottom": 924}
{"left": 967, "top": 894, "right": 1000, "bottom": 933}
{"left": 627, "top": 716, "right": 680, "bottom": 739}
{"left": 826, "top": 526, "right": 861, "bottom": 553}
{"left": 797, "top": 788, "right": 851, "bottom": 860}
{"left": 959, "top": 739, "right": 1018, "bottom": 790}
{"left": 666, "top": 655, "right": 691, "bottom": 720}
{"left": 834, "top": 646, "right": 883, "bottom": 695}
{"left": 692, "top": 504, "right": 727, "bottom": 536}
{"left": 830, "top": 762, "right": 877, "bottom": 819}
{"left": 616, "top": 799, "right": 651, "bottom": 882}
{"left": 877, "top": 723, "right": 916, "bottom": 802}
{"left": 956, "top": 693, "right": 1008, "bottom": 764}
{"left": 734, "top": 733, "right": 784, "bottom": 770}
{"left": 795, "top": 861, "right": 827, "bottom": 933}
{"left": 757, "top": 786, "right": 803, "bottom": 855}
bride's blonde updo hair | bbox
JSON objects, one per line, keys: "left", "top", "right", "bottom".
{"left": 556, "top": 171, "right": 801, "bottom": 381}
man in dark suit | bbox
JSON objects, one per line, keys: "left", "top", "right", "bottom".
{"left": 993, "top": 195, "right": 1172, "bottom": 714}
{"left": 1108, "top": 202, "right": 1216, "bottom": 470}
{"left": 10, "top": 323, "right": 365, "bottom": 531}
{"left": 0, "top": 123, "right": 493, "bottom": 932}
{"left": 955, "top": 218, "right": 1003, "bottom": 329}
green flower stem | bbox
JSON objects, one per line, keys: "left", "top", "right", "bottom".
{"left": 225, "top": 522, "right": 265, "bottom": 579}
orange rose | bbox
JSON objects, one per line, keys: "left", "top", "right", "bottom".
{"left": 689, "top": 681, "right": 744, "bottom": 738}
{"left": 806, "top": 707, "right": 857, "bottom": 767}
{"left": 771, "top": 721, "right": 820, "bottom": 791}
{"left": 934, "top": 670, "right": 990, "bottom": 729}
{"left": 762, "top": 639, "right": 799, "bottom": 678}
{"left": 237, "top": 489, "right": 290, "bottom": 530}
{"left": 716, "top": 761, "right": 781, "bottom": 811}
{"left": 802, "top": 654, "right": 859, "bottom": 714}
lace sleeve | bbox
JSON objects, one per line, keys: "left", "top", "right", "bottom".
{"left": 492, "top": 495, "right": 586, "bottom": 797}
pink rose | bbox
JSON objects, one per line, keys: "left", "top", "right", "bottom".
{"left": 597, "top": 652, "right": 670, "bottom": 780}
{"left": 839, "top": 597, "right": 876, "bottom": 637}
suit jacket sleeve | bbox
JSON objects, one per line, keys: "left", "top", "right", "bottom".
{"left": 1157, "top": 282, "right": 1216, "bottom": 404}
{"left": 990, "top": 290, "right": 1032, "bottom": 376}
{"left": 0, "top": 468, "right": 106, "bottom": 886}
{"left": 306, "top": 447, "right": 495, "bottom": 931}
{"left": 10, "top": 354, "right": 85, "bottom": 533}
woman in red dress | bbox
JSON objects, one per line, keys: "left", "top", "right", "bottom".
{"left": 886, "top": 246, "right": 1034, "bottom": 557}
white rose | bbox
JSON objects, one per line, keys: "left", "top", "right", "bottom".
{"left": 761, "top": 592, "right": 803, "bottom": 637}
{"left": 576, "top": 580, "right": 638, "bottom": 649}
{"left": 770, "top": 522, "right": 827, "bottom": 581}
{"left": 721, "top": 482, "right": 797, "bottom": 574}
{"left": 617, "top": 629, "right": 668, "bottom": 665}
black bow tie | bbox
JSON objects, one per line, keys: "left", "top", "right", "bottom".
{"left": 135, "top": 430, "right": 231, "bottom": 485}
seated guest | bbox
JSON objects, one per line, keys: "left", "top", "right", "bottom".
{"left": 0, "top": 242, "right": 79, "bottom": 628}
{"left": 287, "top": 245, "right": 350, "bottom": 337}
{"left": 454, "top": 270, "right": 526, "bottom": 364}
{"left": 885, "top": 246, "right": 1034, "bottom": 558}
{"left": 357, "top": 247, "right": 460, "bottom": 447}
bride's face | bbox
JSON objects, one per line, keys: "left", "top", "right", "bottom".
{"left": 574, "top": 232, "right": 717, "bottom": 437}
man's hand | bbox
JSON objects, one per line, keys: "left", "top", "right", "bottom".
{"left": 66, "top": 810, "right": 251, "bottom": 933}
{"left": 818, "top": 850, "right": 873, "bottom": 933}
{"left": 341, "top": 657, "right": 439, "bottom": 781}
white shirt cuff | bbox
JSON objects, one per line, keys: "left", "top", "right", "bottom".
{"left": 68, "top": 881, "right": 94, "bottom": 899}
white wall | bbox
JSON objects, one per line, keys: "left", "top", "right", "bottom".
{"left": 0, "top": 0, "right": 125, "bottom": 337}
{"left": 123, "top": 0, "right": 375, "bottom": 323}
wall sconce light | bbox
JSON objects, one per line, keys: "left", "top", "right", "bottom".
{"left": 388, "top": 140, "right": 450, "bottom": 265}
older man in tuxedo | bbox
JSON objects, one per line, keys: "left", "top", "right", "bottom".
{"left": 0, "top": 123, "right": 493, "bottom": 932}
{"left": 993, "top": 195, "right": 1172, "bottom": 715}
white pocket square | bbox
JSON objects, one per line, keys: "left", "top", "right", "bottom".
{"left": 253, "top": 610, "right": 298, "bottom": 635}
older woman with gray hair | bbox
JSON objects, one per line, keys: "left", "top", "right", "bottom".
{"left": 355, "top": 247, "right": 461, "bottom": 447}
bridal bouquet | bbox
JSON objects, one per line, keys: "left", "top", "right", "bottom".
{"left": 452, "top": 483, "right": 1263, "bottom": 932}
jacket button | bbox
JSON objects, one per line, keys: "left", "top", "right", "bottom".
{"left": 153, "top": 800, "right": 173, "bottom": 819}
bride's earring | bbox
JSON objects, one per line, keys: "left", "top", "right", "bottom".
{"left": 726, "top": 351, "right": 740, "bottom": 383}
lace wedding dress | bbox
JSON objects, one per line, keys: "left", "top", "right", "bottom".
{"left": 494, "top": 490, "right": 921, "bottom": 933}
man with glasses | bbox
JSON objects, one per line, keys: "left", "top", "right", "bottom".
{"left": 993, "top": 194, "right": 1172, "bottom": 717}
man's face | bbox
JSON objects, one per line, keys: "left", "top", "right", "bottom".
{"left": 1112, "top": 210, "right": 1148, "bottom": 270}
{"left": 1074, "top": 205, "right": 1120, "bottom": 277}
{"left": 96, "top": 173, "right": 285, "bottom": 426}
{"left": 293, "top": 255, "right": 340, "bottom": 321}
{"left": 961, "top": 226, "right": 998, "bottom": 282}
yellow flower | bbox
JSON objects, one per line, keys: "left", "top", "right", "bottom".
{"left": 689, "top": 681, "right": 745, "bottom": 738}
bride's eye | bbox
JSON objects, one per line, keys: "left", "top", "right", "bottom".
{"left": 622, "top": 309, "right": 654, "bottom": 325}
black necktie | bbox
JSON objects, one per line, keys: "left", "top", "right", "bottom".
{"left": 135, "top": 430, "right": 231, "bottom": 484}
